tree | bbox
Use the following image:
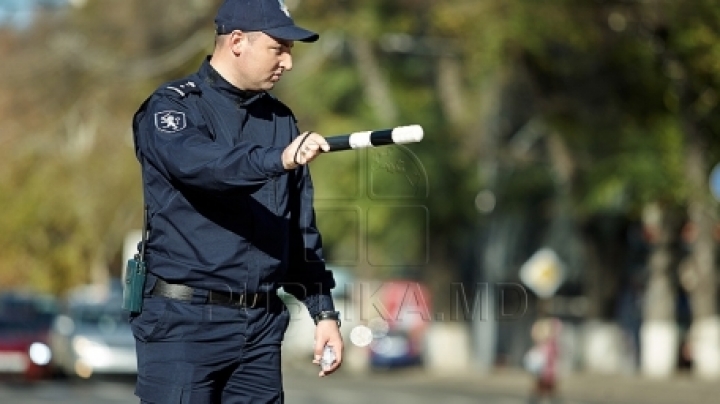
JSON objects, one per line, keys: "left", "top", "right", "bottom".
{"left": 0, "top": 0, "right": 216, "bottom": 293}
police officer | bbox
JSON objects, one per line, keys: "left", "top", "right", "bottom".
{"left": 130, "top": 0, "right": 343, "bottom": 402}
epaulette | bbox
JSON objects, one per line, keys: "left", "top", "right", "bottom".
{"left": 162, "top": 80, "right": 202, "bottom": 98}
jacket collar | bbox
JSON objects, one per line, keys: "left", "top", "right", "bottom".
{"left": 199, "top": 56, "right": 265, "bottom": 106}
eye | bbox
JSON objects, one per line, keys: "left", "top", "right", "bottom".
{"left": 272, "top": 43, "right": 293, "bottom": 55}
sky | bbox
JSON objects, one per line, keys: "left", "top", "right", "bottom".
{"left": 0, "top": 0, "right": 67, "bottom": 30}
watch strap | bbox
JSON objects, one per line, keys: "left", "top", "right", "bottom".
{"left": 314, "top": 310, "right": 341, "bottom": 327}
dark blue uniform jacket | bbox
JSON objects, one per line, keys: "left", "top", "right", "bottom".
{"left": 132, "top": 58, "right": 335, "bottom": 317}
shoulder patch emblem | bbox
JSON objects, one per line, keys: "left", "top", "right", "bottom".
{"left": 154, "top": 111, "right": 186, "bottom": 133}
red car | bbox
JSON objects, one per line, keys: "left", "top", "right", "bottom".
{"left": 0, "top": 292, "right": 57, "bottom": 381}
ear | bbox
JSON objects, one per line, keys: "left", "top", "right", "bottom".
{"left": 228, "top": 30, "right": 248, "bottom": 55}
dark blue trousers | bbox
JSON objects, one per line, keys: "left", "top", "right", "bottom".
{"left": 130, "top": 294, "right": 290, "bottom": 404}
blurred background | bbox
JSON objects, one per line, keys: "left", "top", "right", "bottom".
{"left": 2, "top": 0, "right": 720, "bottom": 403}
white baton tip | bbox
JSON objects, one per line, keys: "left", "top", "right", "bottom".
{"left": 391, "top": 125, "right": 424, "bottom": 144}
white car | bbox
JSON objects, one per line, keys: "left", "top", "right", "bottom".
{"left": 50, "top": 283, "right": 137, "bottom": 379}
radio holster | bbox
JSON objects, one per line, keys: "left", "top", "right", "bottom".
{"left": 122, "top": 205, "right": 148, "bottom": 314}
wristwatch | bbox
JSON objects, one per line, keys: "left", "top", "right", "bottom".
{"left": 314, "top": 310, "right": 341, "bottom": 327}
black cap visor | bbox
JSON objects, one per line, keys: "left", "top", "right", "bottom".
{"left": 263, "top": 24, "right": 319, "bottom": 43}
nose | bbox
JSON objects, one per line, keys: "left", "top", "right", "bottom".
{"left": 280, "top": 52, "right": 293, "bottom": 71}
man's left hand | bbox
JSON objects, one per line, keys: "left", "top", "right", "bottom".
{"left": 312, "top": 320, "right": 343, "bottom": 377}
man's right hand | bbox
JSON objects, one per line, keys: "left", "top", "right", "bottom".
{"left": 282, "top": 131, "right": 329, "bottom": 170}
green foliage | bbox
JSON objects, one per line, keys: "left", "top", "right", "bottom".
{"left": 3, "top": 0, "right": 720, "bottom": 295}
{"left": 577, "top": 119, "right": 686, "bottom": 215}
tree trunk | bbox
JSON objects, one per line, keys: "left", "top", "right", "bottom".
{"left": 682, "top": 120, "right": 719, "bottom": 379}
{"left": 640, "top": 203, "right": 680, "bottom": 378}
{"left": 435, "top": 54, "right": 466, "bottom": 127}
{"left": 348, "top": 37, "right": 398, "bottom": 126}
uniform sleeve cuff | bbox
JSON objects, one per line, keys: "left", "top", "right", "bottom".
{"left": 304, "top": 294, "right": 335, "bottom": 320}
{"left": 263, "top": 147, "right": 286, "bottom": 176}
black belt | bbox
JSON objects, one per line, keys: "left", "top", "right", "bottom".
{"left": 152, "top": 278, "right": 271, "bottom": 308}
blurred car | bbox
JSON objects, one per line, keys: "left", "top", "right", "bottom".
{"left": 369, "top": 329, "right": 422, "bottom": 368}
{"left": 0, "top": 291, "right": 58, "bottom": 381}
{"left": 50, "top": 281, "right": 137, "bottom": 379}
{"left": 367, "top": 280, "right": 431, "bottom": 370}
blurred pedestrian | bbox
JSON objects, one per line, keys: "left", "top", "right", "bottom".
{"left": 524, "top": 317, "right": 562, "bottom": 404}
{"left": 129, "top": 0, "right": 343, "bottom": 403}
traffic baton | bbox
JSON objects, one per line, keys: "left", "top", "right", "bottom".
{"left": 324, "top": 125, "right": 424, "bottom": 152}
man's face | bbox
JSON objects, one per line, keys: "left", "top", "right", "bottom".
{"left": 234, "top": 32, "right": 294, "bottom": 91}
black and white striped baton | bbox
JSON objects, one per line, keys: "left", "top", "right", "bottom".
{"left": 324, "top": 125, "right": 424, "bottom": 152}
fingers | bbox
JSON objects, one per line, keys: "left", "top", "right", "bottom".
{"left": 297, "top": 132, "right": 328, "bottom": 164}
{"left": 312, "top": 339, "right": 325, "bottom": 363}
{"left": 321, "top": 347, "right": 342, "bottom": 377}
{"left": 311, "top": 339, "right": 328, "bottom": 375}
{"left": 312, "top": 344, "right": 343, "bottom": 377}
{"left": 283, "top": 131, "right": 329, "bottom": 170}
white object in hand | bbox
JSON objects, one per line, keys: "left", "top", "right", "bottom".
{"left": 320, "top": 345, "right": 336, "bottom": 370}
